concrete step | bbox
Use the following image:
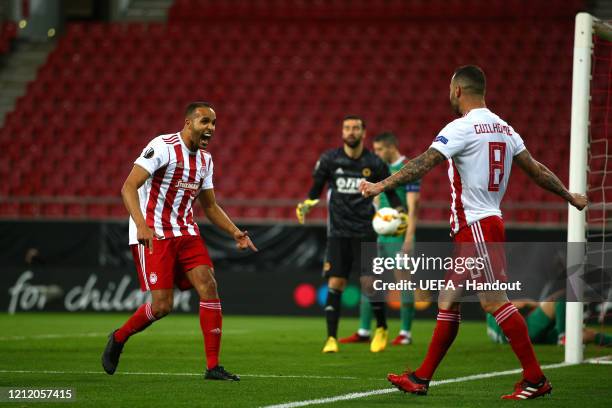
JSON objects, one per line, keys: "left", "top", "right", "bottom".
{"left": 0, "top": 71, "right": 38, "bottom": 82}
{"left": 0, "top": 40, "right": 55, "bottom": 126}
{"left": 0, "top": 105, "right": 15, "bottom": 115}
{"left": 120, "top": 0, "right": 173, "bottom": 21}
{"left": 0, "top": 88, "right": 26, "bottom": 99}
{"left": 0, "top": 105, "right": 16, "bottom": 116}
{"left": 130, "top": 0, "right": 174, "bottom": 8}
{"left": 125, "top": 9, "right": 167, "bottom": 18}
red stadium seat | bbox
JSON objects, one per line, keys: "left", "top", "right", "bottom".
{"left": 0, "top": 2, "right": 583, "bottom": 222}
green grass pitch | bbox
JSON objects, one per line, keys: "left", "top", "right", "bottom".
{"left": 0, "top": 313, "right": 610, "bottom": 407}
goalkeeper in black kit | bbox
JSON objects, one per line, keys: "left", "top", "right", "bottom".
{"left": 296, "top": 115, "right": 405, "bottom": 353}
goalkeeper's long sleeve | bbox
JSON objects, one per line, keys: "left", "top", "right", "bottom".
{"left": 308, "top": 177, "right": 326, "bottom": 200}
{"left": 307, "top": 151, "right": 332, "bottom": 199}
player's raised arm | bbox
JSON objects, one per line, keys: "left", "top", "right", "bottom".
{"left": 513, "top": 149, "right": 587, "bottom": 210}
{"left": 360, "top": 148, "right": 445, "bottom": 198}
{"left": 198, "top": 189, "right": 258, "bottom": 252}
{"left": 121, "top": 164, "right": 162, "bottom": 253}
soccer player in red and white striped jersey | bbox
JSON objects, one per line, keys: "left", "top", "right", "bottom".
{"left": 360, "top": 66, "right": 587, "bottom": 400}
{"left": 102, "top": 102, "right": 257, "bottom": 381}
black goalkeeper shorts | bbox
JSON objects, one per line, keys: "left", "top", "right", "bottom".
{"left": 322, "top": 235, "right": 377, "bottom": 279}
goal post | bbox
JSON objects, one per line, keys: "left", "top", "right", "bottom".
{"left": 566, "top": 12, "right": 612, "bottom": 364}
{"left": 566, "top": 12, "right": 591, "bottom": 365}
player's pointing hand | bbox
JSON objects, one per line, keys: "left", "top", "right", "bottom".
{"left": 359, "top": 180, "right": 384, "bottom": 198}
{"left": 137, "top": 224, "right": 163, "bottom": 254}
{"left": 233, "top": 229, "right": 258, "bottom": 252}
{"left": 569, "top": 193, "right": 588, "bottom": 211}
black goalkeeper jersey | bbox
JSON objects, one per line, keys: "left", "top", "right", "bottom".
{"left": 308, "top": 148, "right": 401, "bottom": 238}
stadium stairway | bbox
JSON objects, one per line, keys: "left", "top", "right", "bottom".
{"left": 0, "top": 0, "right": 586, "bottom": 224}
{"left": 119, "top": 0, "right": 174, "bottom": 22}
{"left": 590, "top": 0, "right": 612, "bottom": 19}
{"left": 0, "top": 40, "right": 55, "bottom": 127}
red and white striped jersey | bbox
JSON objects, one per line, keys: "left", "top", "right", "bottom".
{"left": 128, "top": 132, "right": 213, "bottom": 245}
{"left": 430, "top": 108, "right": 525, "bottom": 234}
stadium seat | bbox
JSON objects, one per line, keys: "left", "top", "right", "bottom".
{"left": 0, "top": 2, "right": 583, "bottom": 223}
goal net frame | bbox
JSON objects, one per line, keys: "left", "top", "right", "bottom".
{"left": 567, "top": 12, "right": 612, "bottom": 364}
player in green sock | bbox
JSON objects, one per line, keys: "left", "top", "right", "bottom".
{"left": 358, "top": 294, "right": 373, "bottom": 339}
{"left": 337, "top": 295, "right": 374, "bottom": 343}
{"left": 397, "top": 290, "right": 415, "bottom": 344}
{"left": 594, "top": 332, "right": 612, "bottom": 346}
{"left": 554, "top": 298, "right": 566, "bottom": 344}
{"left": 486, "top": 298, "right": 612, "bottom": 347}
{"left": 339, "top": 132, "right": 421, "bottom": 346}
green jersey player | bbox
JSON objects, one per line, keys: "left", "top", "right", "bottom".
{"left": 487, "top": 298, "right": 611, "bottom": 347}
{"left": 340, "top": 132, "right": 421, "bottom": 346}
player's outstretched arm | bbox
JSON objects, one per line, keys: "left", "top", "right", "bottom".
{"left": 360, "top": 148, "right": 445, "bottom": 197}
{"left": 513, "top": 149, "right": 587, "bottom": 210}
{"left": 198, "top": 189, "right": 258, "bottom": 251}
{"left": 121, "top": 165, "right": 162, "bottom": 253}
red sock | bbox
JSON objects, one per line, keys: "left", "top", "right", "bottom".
{"left": 200, "top": 299, "right": 223, "bottom": 369}
{"left": 114, "top": 303, "right": 157, "bottom": 343}
{"left": 493, "top": 302, "right": 544, "bottom": 383}
{"left": 415, "top": 309, "right": 461, "bottom": 380}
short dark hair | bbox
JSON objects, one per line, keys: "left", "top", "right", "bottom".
{"left": 373, "top": 132, "right": 398, "bottom": 147}
{"left": 452, "top": 65, "right": 486, "bottom": 96}
{"left": 343, "top": 114, "right": 366, "bottom": 129}
{"left": 185, "top": 101, "right": 214, "bottom": 118}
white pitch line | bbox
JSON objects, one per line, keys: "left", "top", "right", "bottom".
{"left": 586, "top": 355, "right": 612, "bottom": 364}
{"left": 260, "top": 359, "right": 602, "bottom": 408}
{"left": 0, "top": 369, "right": 379, "bottom": 381}
{"left": 241, "top": 374, "right": 369, "bottom": 380}
{"left": 0, "top": 333, "right": 107, "bottom": 341}
{"left": 0, "top": 330, "right": 249, "bottom": 341}
{"left": 0, "top": 356, "right": 607, "bottom": 405}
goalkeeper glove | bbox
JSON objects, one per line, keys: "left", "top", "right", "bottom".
{"left": 296, "top": 199, "right": 319, "bottom": 224}
{"left": 394, "top": 212, "right": 408, "bottom": 236}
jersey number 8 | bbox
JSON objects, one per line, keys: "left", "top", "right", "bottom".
{"left": 488, "top": 142, "right": 506, "bottom": 192}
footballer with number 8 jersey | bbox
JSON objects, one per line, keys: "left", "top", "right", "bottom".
{"left": 101, "top": 102, "right": 258, "bottom": 381}
{"left": 360, "top": 66, "right": 587, "bottom": 400}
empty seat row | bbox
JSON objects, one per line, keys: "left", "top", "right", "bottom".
{"left": 0, "top": 5, "right": 589, "bottom": 224}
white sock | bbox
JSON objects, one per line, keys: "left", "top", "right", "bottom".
{"left": 399, "top": 330, "right": 411, "bottom": 337}
{"left": 358, "top": 328, "right": 370, "bottom": 337}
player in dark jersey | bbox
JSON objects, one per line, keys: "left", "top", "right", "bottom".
{"left": 341, "top": 132, "right": 421, "bottom": 347}
{"left": 296, "top": 115, "right": 404, "bottom": 353}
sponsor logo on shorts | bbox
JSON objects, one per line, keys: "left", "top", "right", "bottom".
{"left": 149, "top": 272, "right": 158, "bottom": 284}
{"left": 323, "top": 262, "right": 331, "bottom": 272}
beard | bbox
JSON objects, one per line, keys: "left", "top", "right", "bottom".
{"left": 450, "top": 98, "right": 461, "bottom": 116}
{"left": 343, "top": 137, "right": 361, "bottom": 148}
